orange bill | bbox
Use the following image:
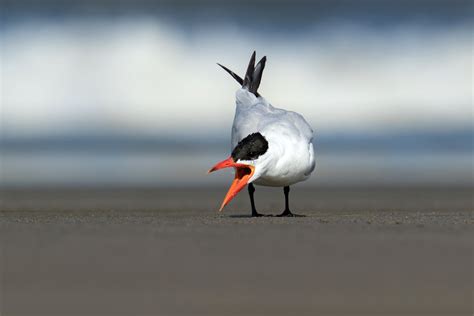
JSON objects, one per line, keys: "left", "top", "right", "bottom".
{"left": 208, "top": 157, "right": 255, "bottom": 211}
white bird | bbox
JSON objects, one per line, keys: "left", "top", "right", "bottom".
{"left": 209, "top": 51, "right": 316, "bottom": 217}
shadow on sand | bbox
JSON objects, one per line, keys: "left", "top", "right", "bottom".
{"left": 228, "top": 213, "right": 306, "bottom": 218}
{"left": 228, "top": 214, "right": 274, "bottom": 218}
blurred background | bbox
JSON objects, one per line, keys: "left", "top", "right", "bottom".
{"left": 1, "top": 0, "right": 472, "bottom": 189}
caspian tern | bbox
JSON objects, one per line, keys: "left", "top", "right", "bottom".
{"left": 209, "top": 51, "right": 316, "bottom": 217}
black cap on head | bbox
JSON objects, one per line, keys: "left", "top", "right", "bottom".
{"left": 231, "top": 133, "right": 269, "bottom": 161}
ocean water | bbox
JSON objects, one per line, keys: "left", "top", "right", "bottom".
{"left": 1, "top": 137, "right": 472, "bottom": 188}
{"left": 2, "top": 1, "right": 471, "bottom": 191}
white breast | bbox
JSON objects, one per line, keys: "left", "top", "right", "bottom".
{"left": 231, "top": 89, "right": 316, "bottom": 187}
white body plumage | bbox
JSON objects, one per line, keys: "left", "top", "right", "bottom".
{"left": 231, "top": 89, "right": 316, "bottom": 187}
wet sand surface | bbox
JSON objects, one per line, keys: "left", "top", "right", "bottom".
{"left": 0, "top": 187, "right": 473, "bottom": 316}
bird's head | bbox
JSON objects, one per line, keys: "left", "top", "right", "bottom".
{"left": 208, "top": 133, "right": 269, "bottom": 211}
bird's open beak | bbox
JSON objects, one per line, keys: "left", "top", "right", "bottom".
{"left": 208, "top": 157, "right": 255, "bottom": 211}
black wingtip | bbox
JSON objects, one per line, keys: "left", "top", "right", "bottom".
{"left": 257, "top": 56, "right": 267, "bottom": 70}
{"left": 216, "top": 52, "right": 264, "bottom": 98}
{"left": 243, "top": 51, "right": 256, "bottom": 87}
{"left": 248, "top": 55, "right": 266, "bottom": 95}
{"left": 217, "top": 62, "right": 244, "bottom": 85}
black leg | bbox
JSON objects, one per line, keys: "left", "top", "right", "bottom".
{"left": 248, "top": 183, "right": 267, "bottom": 217}
{"left": 277, "top": 186, "right": 305, "bottom": 217}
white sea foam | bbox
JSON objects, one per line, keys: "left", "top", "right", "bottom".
{"left": 1, "top": 18, "right": 472, "bottom": 137}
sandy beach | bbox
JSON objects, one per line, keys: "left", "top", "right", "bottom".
{"left": 0, "top": 187, "right": 472, "bottom": 315}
